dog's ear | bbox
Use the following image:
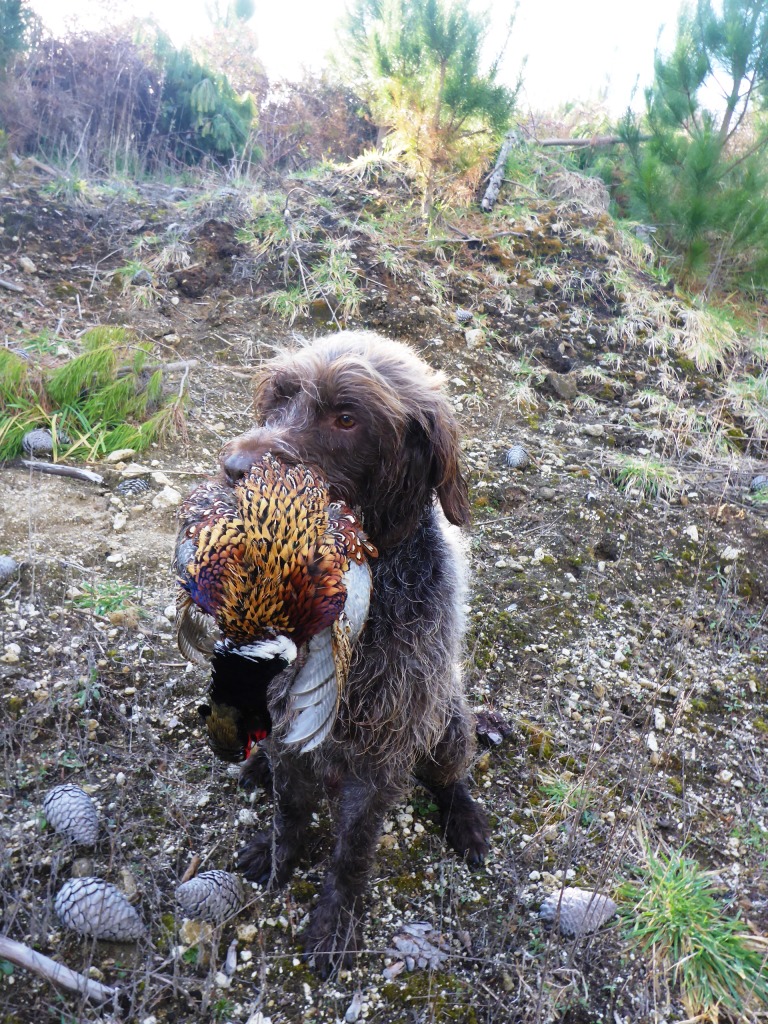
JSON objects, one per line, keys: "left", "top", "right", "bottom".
{"left": 424, "top": 403, "right": 471, "bottom": 528}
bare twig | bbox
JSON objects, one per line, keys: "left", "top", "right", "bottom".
{"left": 180, "top": 854, "right": 202, "bottom": 883}
{"left": 0, "top": 277, "right": 25, "bottom": 293}
{"left": 0, "top": 934, "right": 119, "bottom": 1007}
{"left": 18, "top": 461, "right": 104, "bottom": 484}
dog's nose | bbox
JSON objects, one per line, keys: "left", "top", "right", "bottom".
{"left": 221, "top": 446, "right": 259, "bottom": 484}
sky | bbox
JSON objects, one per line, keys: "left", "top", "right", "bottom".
{"left": 29, "top": 0, "right": 687, "bottom": 114}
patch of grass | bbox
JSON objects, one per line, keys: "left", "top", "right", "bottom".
{"left": 613, "top": 455, "right": 683, "bottom": 501}
{"left": 506, "top": 355, "right": 544, "bottom": 413}
{"left": 311, "top": 244, "right": 362, "bottom": 320}
{"left": 619, "top": 847, "right": 768, "bottom": 1021}
{"left": 260, "top": 286, "right": 309, "bottom": 324}
{"left": 725, "top": 372, "right": 768, "bottom": 435}
{"left": 72, "top": 581, "right": 139, "bottom": 616}
{"left": 0, "top": 326, "right": 185, "bottom": 460}
{"left": 674, "top": 306, "right": 737, "bottom": 372}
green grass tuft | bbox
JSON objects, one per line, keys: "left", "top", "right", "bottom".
{"left": 0, "top": 326, "right": 185, "bottom": 460}
{"left": 619, "top": 847, "right": 768, "bottom": 1021}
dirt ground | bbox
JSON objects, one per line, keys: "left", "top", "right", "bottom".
{"left": 1, "top": 165, "right": 767, "bottom": 1024}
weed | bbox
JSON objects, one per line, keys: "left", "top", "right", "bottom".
{"left": 619, "top": 847, "right": 768, "bottom": 1021}
{"left": 0, "top": 326, "right": 185, "bottom": 460}
{"left": 311, "top": 244, "right": 362, "bottom": 320}
{"left": 260, "top": 287, "right": 309, "bottom": 324}
{"left": 72, "top": 580, "right": 139, "bottom": 616}
{"left": 613, "top": 455, "right": 683, "bottom": 501}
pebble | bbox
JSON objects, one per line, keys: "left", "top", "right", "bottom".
{"left": 464, "top": 328, "right": 486, "bottom": 349}
{"left": 152, "top": 485, "right": 183, "bottom": 509}
{"left": 19, "top": 256, "right": 36, "bottom": 274}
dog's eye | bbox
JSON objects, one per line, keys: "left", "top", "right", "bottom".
{"left": 335, "top": 413, "right": 356, "bottom": 429}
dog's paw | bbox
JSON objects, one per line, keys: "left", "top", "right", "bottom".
{"left": 300, "top": 903, "right": 361, "bottom": 977}
{"left": 239, "top": 748, "right": 273, "bottom": 793}
{"left": 445, "top": 803, "right": 490, "bottom": 868}
{"left": 236, "top": 831, "right": 273, "bottom": 885}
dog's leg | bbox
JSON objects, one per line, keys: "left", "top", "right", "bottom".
{"left": 237, "top": 753, "right": 317, "bottom": 886}
{"left": 302, "top": 776, "right": 399, "bottom": 975}
{"left": 417, "top": 704, "right": 490, "bottom": 866}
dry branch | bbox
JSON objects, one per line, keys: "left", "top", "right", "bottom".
{"left": 18, "top": 461, "right": 104, "bottom": 484}
{"left": 481, "top": 128, "right": 521, "bottom": 212}
{"left": 537, "top": 134, "right": 651, "bottom": 148}
{"left": 0, "top": 934, "right": 119, "bottom": 1006}
{"left": 0, "top": 278, "right": 25, "bottom": 293}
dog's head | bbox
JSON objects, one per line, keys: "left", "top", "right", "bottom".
{"left": 220, "top": 332, "right": 470, "bottom": 548}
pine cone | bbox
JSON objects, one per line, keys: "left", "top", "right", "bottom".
{"left": 54, "top": 877, "right": 145, "bottom": 941}
{"left": 43, "top": 784, "right": 100, "bottom": 846}
{"left": 175, "top": 870, "right": 244, "bottom": 923}
{"left": 539, "top": 887, "right": 617, "bottom": 938}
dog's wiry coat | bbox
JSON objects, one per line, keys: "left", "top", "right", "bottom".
{"left": 220, "top": 331, "right": 489, "bottom": 972}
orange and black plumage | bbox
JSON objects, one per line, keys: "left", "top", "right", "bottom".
{"left": 174, "top": 453, "right": 377, "bottom": 760}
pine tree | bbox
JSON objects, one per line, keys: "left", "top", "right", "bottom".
{"left": 621, "top": 0, "right": 768, "bottom": 291}
{"left": 0, "top": 0, "right": 34, "bottom": 71}
{"left": 340, "top": 0, "right": 517, "bottom": 218}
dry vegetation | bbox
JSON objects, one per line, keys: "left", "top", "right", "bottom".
{"left": 1, "top": 148, "right": 767, "bottom": 1024}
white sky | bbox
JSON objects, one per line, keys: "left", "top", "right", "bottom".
{"left": 30, "top": 0, "right": 686, "bottom": 114}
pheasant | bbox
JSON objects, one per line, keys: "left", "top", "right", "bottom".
{"left": 174, "top": 453, "right": 377, "bottom": 759}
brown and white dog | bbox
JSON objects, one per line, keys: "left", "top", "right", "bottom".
{"left": 220, "top": 331, "right": 489, "bottom": 973}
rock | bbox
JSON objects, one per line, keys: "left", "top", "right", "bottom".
{"left": 54, "top": 877, "right": 145, "bottom": 941}
{"left": 464, "top": 328, "right": 486, "bottom": 349}
{"left": 152, "top": 485, "right": 182, "bottom": 509}
{"left": 582, "top": 423, "right": 605, "bottom": 437}
{"left": 19, "top": 256, "right": 36, "bottom": 274}
{"left": 544, "top": 371, "right": 578, "bottom": 401}
{"left": 0, "top": 555, "right": 19, "bottom": 584}
{"left": 105, "top": 449, "right": 137, "bottom": 463}
{"left": 176, "top": 870, "right": 244, "bottom": 923}
{"left": 43, "top": 784, "right": 100, "bottom": 845}
{"left": 539, "top": 887, "right": 617, "bottom": 937}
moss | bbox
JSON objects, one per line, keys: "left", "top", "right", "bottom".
{"left": 467, "top": 609, "right": 530, "bottom": 670}
{"left": 519, "top": 719, "right": 554, "bottom": 759}
{"left": 667, "top": 775, "right": 683, "bottom": 794}
{"left": 382, "top": 970, "right": 480, "bottom": 1023}
{"left": 290, "top": 878, "right": 316, "bottom": 902}
{"left": 753, "top": 718, "right": 768, "bottom": 734}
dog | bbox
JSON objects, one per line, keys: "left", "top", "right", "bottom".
{"left": 219, "top": 330, "right": 489, "bottom": 973}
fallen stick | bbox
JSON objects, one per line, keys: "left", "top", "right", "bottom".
{"left": 0, "top": 934, "right": 119, "bottom": 1006}
{"left": 19, "top": 460, "right": 104, "bottom": 484}
{"left": 0, "top": 278, "right": 25, "bottom": 293}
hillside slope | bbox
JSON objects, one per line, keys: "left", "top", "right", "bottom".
{"left": 1, "top": 161, "right": 767, "bottom": 1024}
